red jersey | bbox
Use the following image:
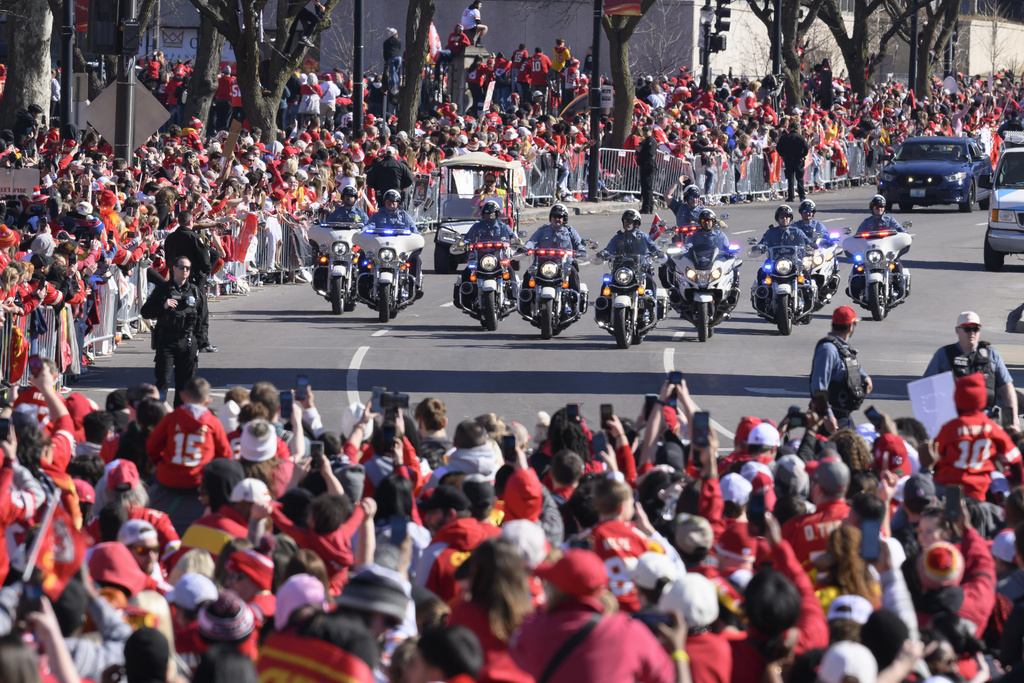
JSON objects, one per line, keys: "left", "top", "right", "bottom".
{"left": 780, "top": 499, "right": 850, "bottom": 571}
{"left": 13, "top": 389, "right": 67, "bottom": 432}
{"left": 146, "top": 406, "right": 231, "bottom": 489}
{"left": 270, "top": 505, "right": 366, "bottom": 595}
{"left": 578, "top": 519, "right": 663, "bottom": 612}
{"left": 230, "top": 80, "right": 243, "bottom": 108}
{"left": 935, "top": 414, "right": 1021, "bottom": 501}
{"left": 86, "top": 505, "right": 181, "bottom": 562}
{"left": 529, "top": 53, "right": 552, "bottom": 86}
{"left": 511, "top": 49, "right": 529, "bottom": 74}
{"left": 215, "top": 74, "right": 235, "bottom": 101}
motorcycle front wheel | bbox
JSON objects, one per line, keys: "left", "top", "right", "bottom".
{"left": 868, "top": 281, "right": 887, "bottom": 321}
{"left": 377, "top": 283, "right": 392, "bottom": 323}
{"left": 696, "top": 302, "right": 711, "bottom": 342}
{"left": 613, "top": 307, "right": 634, "bottom": 349}
{"left": 481, "top": 290, "right": 498, "bottom": 331}
{"left": 775, "top": 294, "right": 793, "bottom": 336}
{"left": 539, "top": 300, "right": 554, "bottom": 340}
{"left": 330, "top": 277, "right": 343, "bottom": 315}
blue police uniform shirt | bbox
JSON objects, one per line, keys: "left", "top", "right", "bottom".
{"left": 856, "top": 214, "right": 905, "bottom": 233}
{"left": 526, "top": 223, "right": 584, "bottom": 252}
{"left": 668, "top": 200, "right": 702, "bottom": 228}
{"left": 368, "top": 208, "right": 418, "bottom": 232}
{"left": 793, "top": 218, "right": 828, "bottom": 241}
{"left": 326, "top": 205, "right": 369, "bottom": 224}
{"left": 603, "top": 229, "right": 660, "bottom": 256}
{"left": 465, "top": 219, "right": 516, "bottom": 244}
{"left": 684, "top": 229, "right": 730, "bottom": 253}
{"left": 811, "top": 333, "right": 870, "bottom": 395}
{"left": 757, "top": 224, "right": 813, "bottom": 249}
{"left": 923, "top": 342, "right": 1013, "bottom": 387}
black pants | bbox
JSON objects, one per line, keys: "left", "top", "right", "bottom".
{"left": 155, "top": 341, "right": 198, "bottom": 408}
{"left": 639, "top": 169, "right": 655, "bottom": 214}
{"left": 190, "top": 273, "right": 211, "bottom": 348}
{"left": 785, "top": 165, "right": 805, "bottom": 202}
{"left": 214, "top": 100, "right": 231, "bottom": 131}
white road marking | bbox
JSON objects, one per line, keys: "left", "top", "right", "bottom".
{"left": 673, "top": 331, "right": 686, "bottom": 340}
{"left": 371, "top": 328, "right": 390, "bottom": 337}
{"left": 822, "top": 218, "right": 844, "bottom": 223}
{"left": 663, "top": 348, "right": 674, "bottom": 373}
{"left": 975, "top": 222, "right": 987, "bottom": 226}
{"left": 346, "top": 346, "right": 369, "bottom": 405}
{"left": 732, "top": 230, "right": 754, "bottom": 235}
{"left": 440, "top": 302, "right": 455, "bottom": 307}
{"left": 662, "top": 346, "right": 735, "bottom": 440}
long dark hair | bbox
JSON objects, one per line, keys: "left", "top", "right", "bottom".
{"left": 467, "top": 539, "right": 533, "bottom": 641}
{"left": 374, "top": 473, "right": 414, "bottom": 522}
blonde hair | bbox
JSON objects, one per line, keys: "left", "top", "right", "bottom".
{"left": 168, "top": 548, "right": 216, "bottom": 585}
{"left": 129, "top": 591, "right": 177, "bottom": 657}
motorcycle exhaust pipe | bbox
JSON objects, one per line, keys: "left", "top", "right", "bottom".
{"left": 668, "top": 290, "right": 682, "bottom": 305}
{"left": 595, "top": 297, "right": 610, "bottom": 311}
{"left": 460, "top": 282, "right": 475, "bottom": 295}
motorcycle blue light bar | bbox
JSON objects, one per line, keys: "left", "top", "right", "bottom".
{"left": 728, "top": 243, "right": 739, "bottom": 252}
{"left": 829, "top": 232, "right": 840, "bottom": 240}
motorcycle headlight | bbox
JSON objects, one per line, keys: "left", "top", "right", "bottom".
{"left": 802, "top": 256, "right": 813, "bottom": 269}
{"left": 944, "top": 171, "right": 967, "bottom": 182}
{"left": 540, "top": 262, "right": 559, "bottom": 279}
{"left": 710, "top": 268, "right": 722, "bottom": 280}
{"left": 479, "top": 254, "right": 499, "bottom": 271}
{"left": 812, "top": 252, "right": 824, "bottom": 266}
{"left": 614, "top": 267, "right": 634, "bottom": 285}
{"left": 379, "top": 247, "right": 397, "bottom": 263}
{"left": 331, "top": 241, "right": 349, "bottom": 257}
{"left": 775, "top": 259, "right": 793, "bottom": 275}
{"left": 684, "top": 267, "right": 697, "bottom": 280}
{"left": 866, "top": 249, "right": 883, "bottom": 264}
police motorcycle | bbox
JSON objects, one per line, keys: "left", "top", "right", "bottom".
{"left": 841, "top": 197, "right": 913, "bottom": 321}
{"left": 516, "top": 205, "right": 595, "bottom": 340}
{"left": 454, "top": 201, "right": 520, "bottom": 331}
{"left": 352, "top": 191, "right": 426, "bottom": 323}
{"left": 748, "top": 207, "right": 817, "bottom": 336}
{"left": 664, "top": 209, "right": 742, "bottom": 342}
{"left": 593, "top": 211, "right": 669, "bottom": 349}
{"left": 794, "top": 201, "right": 842, "bottom": 311}
{"left": 309, "top": 193, "right": 364, "bottom": 314}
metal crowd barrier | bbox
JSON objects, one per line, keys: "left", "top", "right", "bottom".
{"left": 116, "top": 260, "right": 151, "bottom": 332}
{"left": 523, "top": 153, "right": 558, "bottom": 204}
{"left": 85, "top": 276, "right": 120, "bottom": 357}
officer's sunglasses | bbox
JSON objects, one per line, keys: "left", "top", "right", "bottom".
{"left": 960, "top": 325, "right": 981, "bottom": 333}
{"left": 175, "top": 264, "right": 191, "bottom": 271}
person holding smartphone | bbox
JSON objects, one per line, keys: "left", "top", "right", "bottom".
{"left": 809, "top": 306, "right": 872, "bottom": 430}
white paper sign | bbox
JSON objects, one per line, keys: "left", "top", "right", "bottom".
{"left": 907, "top": 372, "right": 958, "bottom": 439}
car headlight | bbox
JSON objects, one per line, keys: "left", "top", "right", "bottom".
{"left": 438, "top": 229, "right": 459, "bottom": 243}
{"left": 866, "top": 249, "right": 883, "bottom": 264}
{"left": 684, "top": 267, "right": 697, "bottom": 280}
{"left": 944, "top": 171, "right": 967, "bottom": 182}
{"left": 614, "top": 267, "right": 634, "bottom": 285}
{"left": 479, "top": 254, "right": 499, "bottom": 271}
{"left": 812, "top": 252, "right": 824, "bottom": 266}
{"left": 539, "top": 262, "right": 559, "bottom": 278}
{"left": 775, "top": 259, "right": 793, "bottom": 275}
{"left": 379, "top": 248, "right": 397, "bottom": 263}
{"left": 879, "top": 172, "right": 895, "bottom": 182}
{"left": 331, "top": 241, "right": 349, "bottom": 257}
{"left": 995, "top": 209, "right": 1016, "bottom": 223}
{"left": 710, "top": 268, "right": 722, "bottom": 280}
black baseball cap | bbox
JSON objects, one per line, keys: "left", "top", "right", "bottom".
{"left": 419, "top": 485, "right": 470, "bottom": 513}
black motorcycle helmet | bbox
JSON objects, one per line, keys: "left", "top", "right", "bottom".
{"left": 869, "top": 194, "right": 887, "bottom": 210}
{"left": 621, "top": 209, "right": 641, "bottom": 231}
{"left": 549, "top": 203, "right": 569, "bottom": 223}
{"left": 481, "top": 200, "right": 501, "bottom": 218}
{"left": 683, "top": 185, "right": 701, "bottom": 202}
{"left": 383, "top": 189, "right": 403, "bottom": 206}
{"left": 775, "top": 204, "right": 794, "bottom": 222}
{"left": 341, "top": 185, "right": 358, "bottom": 203}
{"left": 698, "top": 208, "right": 716, "bottom": 232}
{"left": 799, "top": 199, "right": 816, "bottom": 215}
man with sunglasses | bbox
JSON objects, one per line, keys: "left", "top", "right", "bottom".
{"left": 117, "top": 519, "right": 172, "bottom": 591}
{"left": 141, "top": 257, "right": 206, "bottom": 406}
{"left": 924, "top": 311, "right": 1019, "bottom": 430}
{"left": 792, "top": 200, "right": 828, "bottom": 242}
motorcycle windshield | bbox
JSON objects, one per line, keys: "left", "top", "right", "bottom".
{"left": 688, "top": 244, "right": 718, "bottom": 270}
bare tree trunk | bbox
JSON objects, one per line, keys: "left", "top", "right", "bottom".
{"left": 398, "top": 0, "right": 434, "bottom": 135}
{"left": 182, "top": 19, "right": 227, "bottom": 130}
{"left": 0, "top": 0, "right": 53, "bottom": 129}
{"left": 603, "top": 2, "right": 656, "bottom": 149}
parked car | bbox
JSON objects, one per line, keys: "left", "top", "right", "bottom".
{"left": 979, "top": 145, "right": 1024, "bottom": 271}
{"left": 876, "top": 136, "right": 992, "bottom": 213}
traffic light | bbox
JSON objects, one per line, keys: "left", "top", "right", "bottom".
{"left": 715, "top": 0, "right": 731, "bottom": 33}
{"left": 710, "top": 34, "right": 727, "bottom": 53}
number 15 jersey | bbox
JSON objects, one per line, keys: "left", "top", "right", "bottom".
{"left": 146, "top": 405, "right": 232, "bottom": 489}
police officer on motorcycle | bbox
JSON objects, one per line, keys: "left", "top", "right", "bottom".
{"left": 685, "top": 208, "right": 731, "bottom": 253}
{"left": 326, "top": 185, "right": 369, "bottom": 224}
{"left": 793, "top": 200, "right": 828, "bottom": 242}
{"left": 857, "top": 195, "right": 906, "bottom": 234}
{"left": 524, "top": 203, "right": 586, "bottom": 313}
{"left": 666, "top": 184, "right": 703, "bottom": 229}
{"left": 367, "top": 188, "right": 423, "bottom": 295}
{"left": 140, "top": 256, "right": 206, "bottom": 407}
{"left": 757, "top": 205, "right": 813, "bottom": 249}
{"left": 600, "top": 209, "right": 660, "bottom": 289}
{"left": 923, "top": 311, "right": 1019, "bottom": 429}
{"left": 455, "top": 199, "right": 518, "bottom": 308}
{"left": 811, "top": 305, "right": 873, "bottom": 430}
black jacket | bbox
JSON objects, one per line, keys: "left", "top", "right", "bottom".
{"left": 637, "top": 136, "right": 657, "bottom": 172}
{"left": 140, "top": 278, "right": 205, "bottom": 348}
{"left": 384, "top": 36, "right": 402, "bottom": 61}
{"left": 366, "top": 156, "right": 415, "bottom": 196}
{"left": 777, "top": 131, "right": 809, "bottom": 166}
{"left": 12, "top": 110, "right": 38, "bottom": 149}
{"left": 163, "top": 227, "right": 212, "bottom": 278}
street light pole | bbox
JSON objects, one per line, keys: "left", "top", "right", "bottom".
{"left": 587, "top": 0, "right": 602, "bottom": 203}
{"left": 352, "top": 0, "right": 365, "bottom": 133}
{"left": 700, "top": 0, "right": 713, "bottom": 87}
{"left": 908, "top": 8, "right": 919, "bottom": 97}
{"left": 114, "top": 0, "right": 138, "bottom": 164}
{"left": 60, "top": 0, "right": 73, "bottom": 131}
{"left": 772, "top": 0, "right": 782, "bottom": 78}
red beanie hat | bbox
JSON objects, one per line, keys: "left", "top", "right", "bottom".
{"left": 953, "top": 373, "right": 987, "bottom": 415}
{"left": 503, "top": 469, "right": 543, "bottom": 523}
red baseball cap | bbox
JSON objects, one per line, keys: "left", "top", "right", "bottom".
{"left": 73, "top": 478, "right": 95, "bottom": 504}
{"left": 534, "top": 549, "right": 608, "bottom": 597}
{"left": 832, "top": 305, "right": 859, "bottom": 326}
{"left": 107, "top": 460, "right": 140, "bottom": 492}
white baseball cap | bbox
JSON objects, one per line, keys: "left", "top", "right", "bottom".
{"left": 720, "top": 473, "right": 753, "bottom": 506}
{"left": 229, "top": 478, "right": 272, "bottom": 504}
{"left": 746, "top": 423, "right": 780, "bottom": 447}
{"left": 956, "top": 311, "right": 981, "bottom": 328}
{"left": 634, "top": 552, "right": 678, "bottom": 591}
{"left": 992, "top": 529, "right": 1017, "bottom": 563}
{"left": 826, "top": 594, "right": 874, "bottom": 624}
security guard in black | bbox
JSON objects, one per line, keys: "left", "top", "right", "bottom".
{"left": 141, "top": 257, "right": 206, "bottom": 407}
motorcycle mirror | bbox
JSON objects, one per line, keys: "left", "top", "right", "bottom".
{"left": 747, "top": 237, "right": 757, "bottom": 245}
{"left": 902, "top": 221, "right": 912, "bottom": 228}
{"left": 843, "top": 227, "right": 853, "bottom": 235}
{"left": 518, "top": 230, "right": 527, "bottom": 238}
{"left": 721, "top": 213, "right": 729, "bottom": 219}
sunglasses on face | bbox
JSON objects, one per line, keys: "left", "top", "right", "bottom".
{"left": 960, "top": 326, "right": 980, "bottom": 333}
{"left": 175, "top": 264, "right": 191, "bottom": 271}
{"left": 132, "top": 544, "right": 159, "bottom": 556}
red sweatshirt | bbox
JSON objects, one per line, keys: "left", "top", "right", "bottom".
{"left": 417, "top": 517, "right": 500, "bottom": 602}
{"left": 780, "top": 498, "right": 850, "bottom": 572}
{"left": 147, "top": 406, "right": 231, "bottom": 488}
{"left": 270, "top": 504, "right": 366, "bottom": 596}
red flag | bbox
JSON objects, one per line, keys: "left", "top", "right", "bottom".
{"left": 991, "top": 132, "right": 1002, "bottom": 166}
{"left": 605, "top": 0, "right": 642, "bottom": 14}
{"left": 650, "top": 214, "right": 667, "bottom": 239}
{"left": 428, "top": 24, "right": 442, "bottom": 64}
{"left": 907, "top": 89, "right": 916, "bottom": 110}
{"left": 235, "top": 213, "right": 259, "bottom": 263}
{"left": 37, "top": 502, "right": 88, "bottom": 600}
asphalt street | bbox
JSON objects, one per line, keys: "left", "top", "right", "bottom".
{"left": 73, "top": 185, "right": 1024, "bottom": 447}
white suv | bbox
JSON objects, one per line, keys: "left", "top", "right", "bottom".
{"left": 980, "top": 147, "right": 1024, "bottom": 271}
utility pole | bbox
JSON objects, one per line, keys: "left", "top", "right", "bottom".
{"left": 352, "top": 0, "right": 365, "bottom": 133}
{"left": 587, "top": 0, "right": 602, "bottom": 203}
{"left": 772, "top": 0, "right": 781, "bottom": 79}
{"left": 114, "top": 0, "right": 139, "bottom": 164}
{"left": 908, "top": 8, "right": 919, "bottom": 97}
{"left": 60, "top": 0, "right": 74, "bottom": 131}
